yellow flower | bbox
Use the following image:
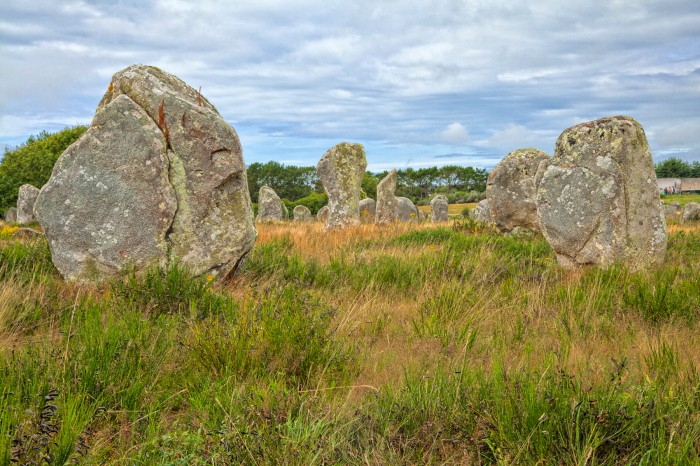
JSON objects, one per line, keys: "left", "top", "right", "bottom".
{"left": 206, "top": 274, "right": 215, "bottom": 282}
{"left": 0, "top": 225, "right": 19, "bottom": 238}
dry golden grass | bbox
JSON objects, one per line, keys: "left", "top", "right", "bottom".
{"left": 240, "top": 219, "right": 700, "bottom": 395}
{"left": 417, "top": 202, "right": 477, "bottom": 215}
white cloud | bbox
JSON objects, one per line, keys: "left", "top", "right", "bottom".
{"left": 440, "top": 122, "right": 470, "bottom": 145}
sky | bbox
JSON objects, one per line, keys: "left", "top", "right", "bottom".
{"left": 1, "top": 0, "right": 699, "bottom": 172}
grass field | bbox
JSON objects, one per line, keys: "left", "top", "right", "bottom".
{"left": 662, "top": 193, "right": 700, "bottom": 207}
{"left": 417, "top": 202, "right": 477, "bottom": 216}
{"left": 0, "top": 217, "right": 699, "bottom": 464}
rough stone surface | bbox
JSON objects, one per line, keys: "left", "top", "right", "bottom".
{"left": 536, "top": 116, "right": 666, "bottom": 270}
{"left": 470, "top": 199, "right": 492, "bottom": 223}
{"left": 317, "top": 205, "right": 329, "bottom": 222}
{"left": 376, "top": 169, "right": 398, "bottom": 225}
{"left": 317, "top": 142, "right": 366, "bottom": 229}
{"left": 418, "top": 209, "right": 428, "bottom": 222}
{"left": 397, "top": 197, "right": 418, "bottom": 222}
{"left": 5, "top": 207, "right": 17, "bottom": 223}
{"left": 662, "top": 204, "right": 680, "bottom": 217}
{"left": 35, "top": 64, "right": 257, "bottom": 282}
{"left": 487, "top": 148, "right": 551, "bottom": 232}
{"left": 681, "top": 202, "right": 700, "bottom": 223}
{"left": 430, "top": 195, "right": 449, "bottom": 222}
{"left": 293, "top": 205, "right": 312, "bottom": 221}
{"left": 257, "top": 186, "right": 286, "bottom": 222}
{"left": 17, "top": 184, "right": 41, "bottom": 225}
{"left": 359, "top": 198, "right": 376, "bottom": 223}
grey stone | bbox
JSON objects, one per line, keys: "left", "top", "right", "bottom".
{"left": 662, "top": 204, "right": 680, "bottom": 217}
{"left": 293, "top": 205, "right": 312, "bottom": 221}
{"left": 376, "top": 169, "right": 398, "bottom": 225}
{"left": 17, "top": 184, "right": 41, "bottom": 225}
{"left": 469, "top": 199, "right": 492, "bottom": 223}
{"left": 317, "top": 142, "right": 366, "bottom": 229}
{"left": 681, "top": 202, "right": 700, "bottom": 223}
{"left": 359, "top": 198, "right": 376, "bottom": 223}
{"left": 417, "top": 208, "right": 428, "bottom": 222}
{"left": 397, "top": 197, "right": 418, "bottom": 222}
{"left": 430, "top": 195, "right": 449, "bottom": 222}
{"left": 257, "top": 186, "right": 286, "bottom": 222}
{"left": 316, "top": 205, "right": 329, "bottom": 222}
{"left": 536, "top": 116, "right": 666, "bottom": 270}
{"left": 35, "top": 64, "right": 257, "bottom": 282}
{"left": 5, "top": 207, "right": 17, "bottom": 223}
{"left": 487, "top": 148, "right": 551, "bottom": 232}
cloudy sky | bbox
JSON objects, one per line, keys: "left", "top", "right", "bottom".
{"left": 1, "top": 0, "right": 699, "bottom": 171}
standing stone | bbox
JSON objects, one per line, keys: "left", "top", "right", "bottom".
{"left": 397, "top": 197, "right": 418, "bottom": 222}
{"left": 662, "top": 204, "right": 680, "bottom": 217}
{"left": 17, "top": 184, "right": 41, "bottom": 225}
{"left": 536, "top": 116, "right": 666, "bottom": 270}
{"left": 34, "top": 64, "right": 257, "bottom": 282}
{"left": 417, "top": 209, "right": 428, "bottom": 222}
{"left": 430, "top": 195, "right": 449, "bottom": 222}
{"left": 469, "top": 199, "right": 492, "bottom": 223}
{"left": 359, "top": 198, "right": 376, "bottom": 223}
{"left": 486, "top": 148, "right": 551, "bottom": 232}
{"left": 317, "top": 142, "right": 366, "bottom": 229}
{"left": 257, "top": 186, "right": 286, "bottom": 222}
{"left": 317, "top": 205, "right": 329, "bottom": 222}
{"left": 5, "top": 207, "right": 17, "bottom": 223}
{"left": 681, "top": 202, "right": 700, "bottom": 223}
{"left": 376, "top": 169, "right": 399, "bottom": 225}
{"left": 293, "top": 205, "right": 312, "bottom": 221}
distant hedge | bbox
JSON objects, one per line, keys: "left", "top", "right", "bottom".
{"left": 0, "top": 126, "right": 87, "bottom": 212}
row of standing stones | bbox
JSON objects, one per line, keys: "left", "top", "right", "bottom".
{"left": 5, "top": 64, "right": 699, "bottom": 281}
{"left": 469, "top": 116, "right": 699, "bottom": 270}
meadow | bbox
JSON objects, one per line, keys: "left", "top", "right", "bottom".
{"left": 0, "top": 212, "right": 699, "bottom": 464}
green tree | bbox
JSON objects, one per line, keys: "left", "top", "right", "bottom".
{"left": 0, "top": 126, "right": 87, "bottom": 211}
{"left": 247, "top": 161, "right": 319, "bottom": 202}
{"left": 655, "top": 158, "right": 693, "bottom": 178}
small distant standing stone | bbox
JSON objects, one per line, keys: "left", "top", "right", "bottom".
{"left": 376, "top": 169, "right": 399, "bottom": 225}
{"left": 430, "top": 195, "right": 449, "bottom": 222}
{"left": 359, "top": 198, "right": 376, "bottom": 223}
{"left": 317, "top": 205, "right": 329, "bottom": 222}
{"left": 469, "top": 199, "right": 492, "bottom": 223}
{"left": 317, "top": 142, "right": 367, "bottom": 229}
{"left": 5, "top": 207, "right": 17, "bottom": 223}
{"left": 397, "top": 197, "right": 418, "bottom": 222}
{"left": 17, "top": 184, "right": 41, "bottom": 225}
{"left": 293, "top": 205, "right": 312, "bottom": 221}
{"left": 257, "top": 186, "right": 286, "bottom": 222}
{"left": 681, "top": 202, "right": 700, "bottom": 223}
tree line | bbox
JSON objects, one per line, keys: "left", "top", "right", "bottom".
{"left": 2, "top": 126, "right": 698, "bottom": 214}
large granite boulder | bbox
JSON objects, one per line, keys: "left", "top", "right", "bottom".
{"left": 4, "top": 207, "right": 17, "bottom": 223}
{"left": 536, "top": 116, "right": 666, "bottom": 269}
{"left": 359, "top": 198, "right": 376, "bottom": 223}
{"left": 375, "top": 169, "right": 398, "bottom": 225}
{"left": 257, "top": 186, "right": 286, "bottom": 222}
{"left": 293, "top": 205, "right": 312, "bottom": 221}
{"left": 430, "top": 195, "right": 449, "bottom": 222}
{"left": 34, "top": 64, "right": 257, "bottom": 282}
{"left": 469, "top": 199, "right": 492, "bottom": 223}
{"left": 316, "top": 205, "right": 329, "bottom": 222}
{"left": 487, "top": 148, "right": 550, "bottom": 232}
{"left": 397, "top": 197, "right": 419, "bottom": 222}
{"left": 317, "top": 143, "right": 366, "bottom": 229}
{"left": 17, "top": 184, "right": 41, "bottom": 225}
{"left": 681, "top": 202, "right": 700, "bottom": 223}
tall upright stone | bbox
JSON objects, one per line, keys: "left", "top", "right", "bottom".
{"left": 486, "top": 148, "right": 550, "bottom": 232}
{"left": 316, "top": 142, "right": 366, "bottom": 229}
{"left": 376, "top": 169, "right": 398, "bottom": 225}
{"left": 257, "top": 186, "right": 286, "bottom": 222}
{"left": 681, "top": 202, "right": 700, "bottom": 223}
{"left": 17, "top": 184, "right": 41, "bottom": 225}
{"left": 430, "top": 195, "right": 449, "bottom": 222}
{"left": 536, "top": 116, "right": 666, "bottom": 269}
{"left": 293, "top": 205, "right": 312, "bottom": 221}
{"left": 34, "top": 64, "right": 257, "bottom": 281}
{"left": 359, "top": 198, "right": 376, "bottom": 223}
